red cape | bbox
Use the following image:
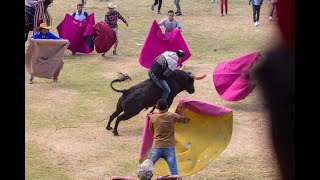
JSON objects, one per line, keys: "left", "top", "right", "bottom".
{"left": 93, "top": 21, "right": 117, "bottom": 53}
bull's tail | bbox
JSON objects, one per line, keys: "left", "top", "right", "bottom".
{"left": 110, "top": 72, "right": 132, "bottom": 93}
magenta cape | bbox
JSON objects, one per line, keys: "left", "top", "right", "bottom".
{"left": 56, "top": 13, "right": 95, "bottom": 54}
{"left": 93, "top": 21, "right": 117, "bottom": 53}
{"left": 213, "top": 51, "right": 260, "bottom": 101}
{"left": 138, "top": 20, "right": 191, "bottom": 69}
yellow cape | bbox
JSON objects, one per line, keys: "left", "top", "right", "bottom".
{"left": 140, "top": 105, "right": 233, "bottom": 176}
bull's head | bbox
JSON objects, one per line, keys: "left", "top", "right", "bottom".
{"left": 184, "top": 70, "right": 207, "bottom": 94}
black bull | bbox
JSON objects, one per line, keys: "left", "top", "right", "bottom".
{"left": 107, "top": 70, "right": 206, "bottom": 136}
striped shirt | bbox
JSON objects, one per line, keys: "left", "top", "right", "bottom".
{"left": 104, "top": 11, "right": 127, "bottom": 28}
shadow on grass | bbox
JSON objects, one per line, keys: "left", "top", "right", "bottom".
{"left": 225, "top": 101, "right": 264, "bottom": 113}
{"left": 111, "top": 126, "right": 145, "bottom": 137}
{"left": 64, "top": 51, "right": 97, "bottom": 59}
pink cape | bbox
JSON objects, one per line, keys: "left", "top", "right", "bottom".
{"left": 56, "top": 13, "right": 95, "bottom": 54}
{"left": 138, "top": 20, "right": 191, "bottom": 69}
{"left": 139, "top": 98, "right": 231, "bottom": 161}
{"left": 93, "top": 21, "right": 117, "bottom": 53}
{"left": 213, "top": 51, "right": 260, "bottom": 101}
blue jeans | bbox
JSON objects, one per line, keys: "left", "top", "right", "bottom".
{"left": 148, "top": 147, "right": 178, "bottom": 175}
{"left": 148, "top": 70, "right": 171, "bottom": 100}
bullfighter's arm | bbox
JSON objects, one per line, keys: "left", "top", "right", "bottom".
{"left": 117, "top": 12, "right": 128, "bottom": 27}
{"left": 174, "top": 115, "right": 189, "bottom": 124}
{"left": 174, "top": 104, "right": 189, "bottom": 123}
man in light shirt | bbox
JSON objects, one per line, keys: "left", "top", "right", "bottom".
{"left": 159, "top": 10, "right": 181, "bottom": 33}
{"left": 71, "top": 3, "right": 89, "bottom": 55}
{"left": 72, "top": 3, "right": 88, "bottom": 22}
{"left": 148, "top": 50, "right": 185, "bottom": 100}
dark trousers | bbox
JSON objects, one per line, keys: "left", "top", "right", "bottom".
{"left": 269, "top": 2, "right": 277, "bottom": 17}
{"left": 220, "top": 0, "right": 228, "bottom": 14}
{"left": 81, "top": 0, "right": 86, "bottom": 4}
{"left": 174, "top": 0, "right": 181, "bottom": 12}
{"left": 252, "top": 5, "right": 261, "bottom": 22}
{"left": 153, "top": 0, "right": 163, "bottom": 11}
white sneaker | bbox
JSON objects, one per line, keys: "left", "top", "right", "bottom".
{"left": 257, "top": 21, "right": 260, "bottom": 25}
{"left": 254, "top": 22, "right": 258, "bottom": 27}
{"left": 269, "top": 16, "right": 273, "bottom": 21}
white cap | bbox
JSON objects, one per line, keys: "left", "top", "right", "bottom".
{"left": 138, "top": 159, "right": 154, "bottom": 180}
{"left": 108, "top": 3, "right": 117, "bottom": 9}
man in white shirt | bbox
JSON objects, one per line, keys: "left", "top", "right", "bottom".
{"left": 72, "top": 4, "right": 88, "bottom": 22}
{"left": 71, "top": 3, "right": 89, "bottom": 55}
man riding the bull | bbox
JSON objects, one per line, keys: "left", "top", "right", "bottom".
{"left": 148, "top": 50, "right": 185, "bottom": 100}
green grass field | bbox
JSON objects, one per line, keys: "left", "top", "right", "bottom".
{"left": 26, "top": 0, "right": 281, "bottom": 179}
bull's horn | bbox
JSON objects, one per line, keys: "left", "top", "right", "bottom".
{"left": 193, "top": 74, "right": 207, "bottom": 80}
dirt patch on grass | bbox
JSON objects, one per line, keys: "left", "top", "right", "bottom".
{"left": 25, "top": 83, "right": 80, "bottom": 111}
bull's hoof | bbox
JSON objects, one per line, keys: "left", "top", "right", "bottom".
{"left": 106, "top": 126, "right": 113, "bottom": 130}
{"left": 113, "top": 132, "right": 119, "bottom": 136}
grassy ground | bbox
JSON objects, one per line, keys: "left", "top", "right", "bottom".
{"left": 26, "top": 0, "right": 281, "bottom": 179}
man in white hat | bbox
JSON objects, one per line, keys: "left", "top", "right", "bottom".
{"left": 102, "top": 2, "right": 129, "bottom": 56}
